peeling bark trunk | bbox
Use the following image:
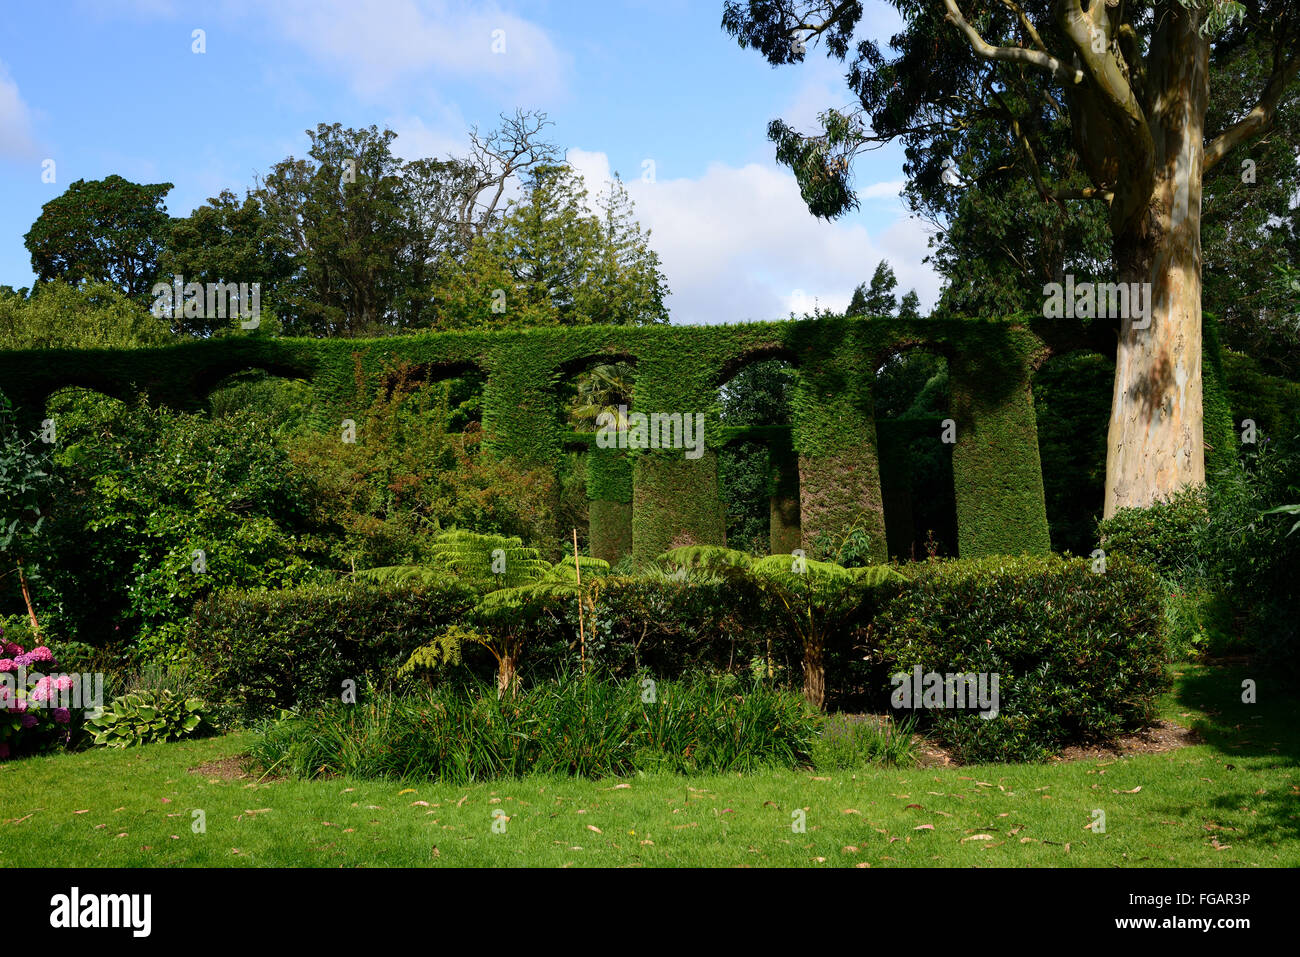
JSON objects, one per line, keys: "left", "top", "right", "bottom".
{"left": 1103, "top": 11, "right": 1209, "bottom": 518}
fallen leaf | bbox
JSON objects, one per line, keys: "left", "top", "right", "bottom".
{"left": 961, "top": 834, "right": 994, "bottom": 842}
{"left": 914, "top": 824, "right": 934, "bottom": 831}
{"left": 587, "top": 825, "right": 602, "bottom": 834}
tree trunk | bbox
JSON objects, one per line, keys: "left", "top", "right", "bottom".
{"left": 497, "top": 654, "right": 518, "bottom": 699}
{"left": 802, "top": 639, "right": 825, "bottom": 710}
{"left": 1103, "top": 16, "right": 1209, "bottom": 519}
{"left": 17, "top": 563, "right": 39, "bottom": 636}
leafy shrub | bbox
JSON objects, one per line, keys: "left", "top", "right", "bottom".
{"left": 33, "top": 397, "right": 325, "bottom": 659}
{"left": 88, "top": 690, "right": 207, "bottom": 748}
{"left": 1099, "top": 438, "right": 1300, "bottom": 674}
{"left": 867, "top": 555, "right": 1167, "bottom": 763}
{"left": 249, "top": 672, "right": 821, "bottom": 783}
{"left": 1097, "top": 486, "right": 1212, "bottom": 580}
{"left": 186, "top": 579, "right": 475, "bottom": 721}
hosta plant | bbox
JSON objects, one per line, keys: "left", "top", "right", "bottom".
{"left": 89, "top": 690, "right": 207, "bottom": 748}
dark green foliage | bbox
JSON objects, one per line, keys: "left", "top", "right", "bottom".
{"left": 1032, "top": 351, "right": 1112, "bottom": 555}
{"left": 24, "top": 176, "right": 174, "bottom": 299}
{"left": 30, "top": 396, "right": 321, "bottom": 657}
{"left": 1223, "top": 351, "right": 1300, "bottom": 444}
{"left": 160, "top": 189, "right": 295, "bottom": 337}
{"left": 250, "top": 673, "right": 822, "bottom": 782}
{"left": 185, "top": 579, "right": 475, "bottom": 721}
{"left": 869, "top": 556, "right": 1167, "bottom": 763}
{"left": 1100, "top": 435, "right": 1300, "bottom": 676}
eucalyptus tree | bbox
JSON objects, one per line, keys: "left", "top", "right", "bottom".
{"left": 723, "top": 0, "right": 1300, "bottom": 514}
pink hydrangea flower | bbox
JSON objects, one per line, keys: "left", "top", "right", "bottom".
{"left": 15, "top": 647, "right": 53, "bottom": 668}
{"left": 19, "top": 713, "right": 37, "bottom": 729}
{"left": 0, "top": 659, "right": 14, "bottom": 673}
{"left": 53, "top": 708, "right": 70, "bottom": 724}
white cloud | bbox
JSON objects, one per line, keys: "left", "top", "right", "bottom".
{"left": 253, "top": 0, "right": 569, "bottom": 100}
{"left": 0, "top": 60, "right": 38, "bottom": 160}
{"left": 860, "top": 179, "right": 905, "bottom": 200}
{"left": 567, "top": 149, "right": 941, "bottom": 325}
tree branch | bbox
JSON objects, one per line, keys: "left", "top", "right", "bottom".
{"left": 942, "top": 0, "right": 1083, "bottom": 85}
{"left": 1203, "top": 51, "right": 1300, "bottom": 171}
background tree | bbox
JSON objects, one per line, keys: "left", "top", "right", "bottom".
{"left": 863, "top": 260, "right": 899, "bottom": 316}
{"left": 723, "top": 0, "right": 1300, "bottom": 516}
{"left": 161, "top": 189, "right": 295, "bottom": 337}
{"left": 898, "top": 289, "right": 923, "bottom": 320}
{"left": 257, "top": 123, "right": 409, "bottom": 337}
{"left": 433, "top": 164, "right": 669, "bottom": 330}
{"left": 0, "top": 282, "right": 173, "bottom": 350}
{"left": 24, "top": 175, "right": 173, "bottom": 299}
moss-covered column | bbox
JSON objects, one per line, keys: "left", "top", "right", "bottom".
{"left": 768, "top": 430, "right": 802, "bottom": 554}
{"left": 630, "top": 348, "right": 726, "bottom": 563}
{"left": 480, "top": 344, "right": 563, "bottom": 467}
{"left": 948, "top": 344, "right": 1051, "bottom": 557}
{"left": 587, "top": 446, "right": 633, "bottom": 565}
{"left": 790, "top": 349, "right": 887, "bottom": 562}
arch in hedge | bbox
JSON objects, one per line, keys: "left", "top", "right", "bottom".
{"left": 0, "top": 315, "right": 1055, "bottom": 563}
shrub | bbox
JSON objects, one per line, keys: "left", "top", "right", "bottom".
{"left": 249, "top": 672, "right": 821, "bottom": 783}
{"left": 88, "top": 690, "right": 207, "bottom": 748}
{"left": 186, "top": 579, "right": 475, "bottom": 721}
{"left": 1099, "top": 438, "right": 1300, "bottom": 674}
{"left": 34, "top": 398, "right": 325, "bottom": 658}
{"left": 867, "top": 555, "right": 1167, "bottom": 763}
{"left": 1096, "top": 486, "right": 1212, "bottom": 581}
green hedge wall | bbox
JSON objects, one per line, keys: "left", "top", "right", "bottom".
{"left": 0, "top": 315, "right": 1056, "bottom": 560}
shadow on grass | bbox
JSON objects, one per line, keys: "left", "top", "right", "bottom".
{"left": 1171, "top": 660, "right": 1300, "bottom": 844}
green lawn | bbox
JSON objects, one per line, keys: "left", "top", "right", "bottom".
{"left": 2, "top": 662, "right": 1296, "bottom": 867}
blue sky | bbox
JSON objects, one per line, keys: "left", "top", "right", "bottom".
{"left": 0, "top": 0, "right": 941, "bottom": 324}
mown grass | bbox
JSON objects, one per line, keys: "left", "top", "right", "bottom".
{"left": 1, "top": 662, "right": 1295, "bottom": 867}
